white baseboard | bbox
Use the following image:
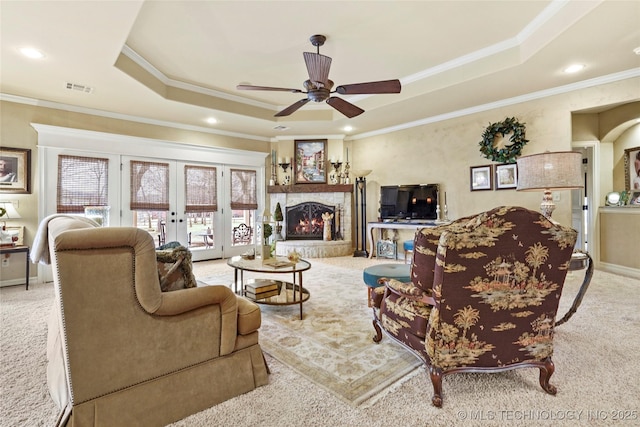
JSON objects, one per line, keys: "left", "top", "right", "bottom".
{"left": 598, "top": 262, "right": 640, "bottom": 280}
{"left": 0, "top": 277, "right": 32, "bottom": 288}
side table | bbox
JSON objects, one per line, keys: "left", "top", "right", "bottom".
{"left": 0, "top": 245, "right": 30, "bottom": 290}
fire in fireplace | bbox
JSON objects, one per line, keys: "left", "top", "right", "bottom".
{"left": 286, "top": 202, "right": 335, "bottom": 240}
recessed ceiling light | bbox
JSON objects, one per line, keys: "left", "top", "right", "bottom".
{"left": 343, "top": 125, "right": 353, "bottom": 132}
{"left": 563, "top": 64, "right": 585, "bottom": 74}
{"left": 206, "top": 117, "right": 217, "bottom": 125}
{"left": 20, "top": 47, "right": 45, "bottom": 59}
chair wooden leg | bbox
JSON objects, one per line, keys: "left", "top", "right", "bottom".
{"left": 429, "top": 365, "right": 444, "bottom": 407}
{"left": 539, "top": 358, "right": 557, "bottom": 395}
{"left": 372, "top": 319, "right": 383, "bottom": 343}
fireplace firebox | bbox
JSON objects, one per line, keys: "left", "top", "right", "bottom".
{"left": 286, "top": 202, "right": 335, "bottom": 240}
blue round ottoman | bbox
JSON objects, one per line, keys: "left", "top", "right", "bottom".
{"left": 363, "top": 263, "right": 411, "bottom": 306}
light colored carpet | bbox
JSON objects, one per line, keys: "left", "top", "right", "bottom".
{"left": 1, "top": 256, "right": 639, "bottom": 426}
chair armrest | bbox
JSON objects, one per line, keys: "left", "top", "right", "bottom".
{"left": 384, "top": 278, "right": 436, "bottom": 306}
{"left": 154, "top": 285, "right": 239, "bottom": 356}
{"left": 153, "top": 285, "right": 237, "bottom": 316}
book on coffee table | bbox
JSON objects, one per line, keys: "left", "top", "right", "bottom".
{"left": 245, "top": 279, "right": 279, "bottom": 294}
{"left": 245, "top": 288, "right": 280, "bottom": 300}
{"left": 262, "top": 258, "right": 295, "bottom": 269}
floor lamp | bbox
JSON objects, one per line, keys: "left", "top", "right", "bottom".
{"left": 352, "top": 169, "right": 372, "bottom": 257}
{"left": 517, "top": 151, "right": 590, "bottom": 326}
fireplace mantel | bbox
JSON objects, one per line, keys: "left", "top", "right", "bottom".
{"left": 267, "top": 184, "right": 353, "bottom": 194}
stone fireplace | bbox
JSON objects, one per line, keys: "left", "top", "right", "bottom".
{"left": 268, "top": 184, "right": 353, "bottom": 258}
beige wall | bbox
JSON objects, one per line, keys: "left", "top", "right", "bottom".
{"left": 353, "top": 78, "right": 640, "bottom": 232}
{"left": 1, "top": 76, "right": 639, "bottom": 281}
{"left": 0, "top": 101, "right": 269, "bottom": 283}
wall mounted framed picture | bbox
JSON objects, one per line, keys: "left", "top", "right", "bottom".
{"left": 0, "top": 147, "right": 31, "bottom": 194}
{"left": 294, "top": 139, "right": 327, "bottom": 184}
{"left": 470, "top": 165, "right": 493, "bottom": 191}
{"left": 495, "top": 163, "right": 518, "bottom": 190}
{"left": 624, "top": 146, "right": 640, "bottom": 191}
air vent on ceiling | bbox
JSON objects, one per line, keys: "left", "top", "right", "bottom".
{"left": 65, "top": 82, "right": 94, "bottom": 94}
{"left": 273, "top": 125, "right": 289, "bottom": 131}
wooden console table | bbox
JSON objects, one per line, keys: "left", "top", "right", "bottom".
{"left": 0, "top": 245, "right": 30, "bottom": 290}
{"left": 367, "top": 221, "right": 442, "bottom": 259}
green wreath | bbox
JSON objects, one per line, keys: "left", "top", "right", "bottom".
{"left": 478, "top": 117, "right": 528, "bottom": 163}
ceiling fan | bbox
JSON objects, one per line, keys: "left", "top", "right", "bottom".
{"left": 236, "top": 35, "right": 401, "bottom": 118}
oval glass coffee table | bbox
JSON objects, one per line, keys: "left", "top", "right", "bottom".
{"left": 226, "top": 256, "right": 311, "bottom": 319}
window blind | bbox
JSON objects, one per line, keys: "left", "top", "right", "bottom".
{"left": 230, "top": 169, "right": 257, "bottom": 210}
{"left": 57, "top": 155, "right": 109, "bottom": 213}
{"left": 130, "top": 160, "right": 170, "bottom": 211}
{"left": 185, "top": 165, "right": 218, "bottom": 212}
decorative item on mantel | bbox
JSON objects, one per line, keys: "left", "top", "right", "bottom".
{"left": 343, "top": 148, "right": 351, "bottom": 184}
{"left": 270, "top": 149, "right": 278, "bottom": 186}
{"left": 278, "top": 157, "right": 291, "bottom": 186}
{"left": 330, "top": 159, "right": 343, "bottom": 184}
{"left": 352, "top": 169, "right": 372, "bottom": 257}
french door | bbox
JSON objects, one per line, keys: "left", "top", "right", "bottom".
{"left": 121, "top": 157, "right": 259, "bottom": 260}
{"left": 121, "top": 156, "right": 224, "bottom": 261}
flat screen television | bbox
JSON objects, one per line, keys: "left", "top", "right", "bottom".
{"left": 379, "top": 184, "right": 439, "bottom": 221}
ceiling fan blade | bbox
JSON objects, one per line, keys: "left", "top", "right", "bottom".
{"left": 237, "top": 84, "right": 302, "bottom": 93}
{"left": 303, "top": 52, "right": 332, "bottom": 86}
{"left": 326, "top": 97, "right": 364, "bottom": 118}
{"left": 335, "top": 79, "right": 401, "bottom": 95}
{"left": 274, "top": 98, "right": 311, "bottom": 117}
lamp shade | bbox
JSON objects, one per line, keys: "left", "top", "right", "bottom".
{"left": 516, "top": 151, "right": 583, "bottom": 191}
{"left": 0, "top": 202, "right": 21, "bottom": 219}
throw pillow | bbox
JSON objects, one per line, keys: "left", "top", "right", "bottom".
{"left": 156, "top": 245, "right": 197, "bottom": 292}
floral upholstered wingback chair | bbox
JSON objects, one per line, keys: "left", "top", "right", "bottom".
{"left": 371, "top": 206, "right": 577, "bottom": 407}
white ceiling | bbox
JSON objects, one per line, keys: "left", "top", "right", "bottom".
{"left": 1, "top": 1, "right": 639, "bottom": 141}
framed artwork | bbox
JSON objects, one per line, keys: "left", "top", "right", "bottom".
{"left": 624, "top": 146, "right": 640, "bottom": 191}
{"left": 0, "top": 147, "right": 31, "bottom": 194}
{"left": 495, "top": 163, "right": 518, "bottom": 190}
{"left": 629, "top": 191, "right": 640, "bottom": 206}
{"left": 470, "top": 165, "right": 493, "bottom": 191}
{"left": 294, "top": 139, "right": 327, "bottom": 184}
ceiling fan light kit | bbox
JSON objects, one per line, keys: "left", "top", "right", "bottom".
{"left": 237, "top": 35, "right": 401, "bottom": 118}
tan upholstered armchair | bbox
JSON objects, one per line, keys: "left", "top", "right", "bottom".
{"left": 37, "top": 216, "right": 269, "bottom": 426}
{"left": 371, "top": 206, "right": 577, "bottom": 407}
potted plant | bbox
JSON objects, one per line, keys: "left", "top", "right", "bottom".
{"left": 274, "top": 202, "right": 284, "bottom": 240}
{"left": 262, "top": 223, "right": 273, "bottom": 259}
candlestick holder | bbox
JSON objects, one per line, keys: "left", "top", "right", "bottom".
{"left": 330, "top": 161, "right": 342, "bottom": 184}
{"left": 270, "top": 162, "right": 278, "bottom": 186}
{"left": 343, "top": 161, "right": 351, "bottom": 184}
{"left": 279, "top": 162, "right": 290, "bottom": 172}
{"left": 279, "top": 162, "right": 291, "bottom": 186}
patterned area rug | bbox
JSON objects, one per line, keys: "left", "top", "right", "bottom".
{"left": 197, "top": 258, "right": 421, "bottom": 406}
